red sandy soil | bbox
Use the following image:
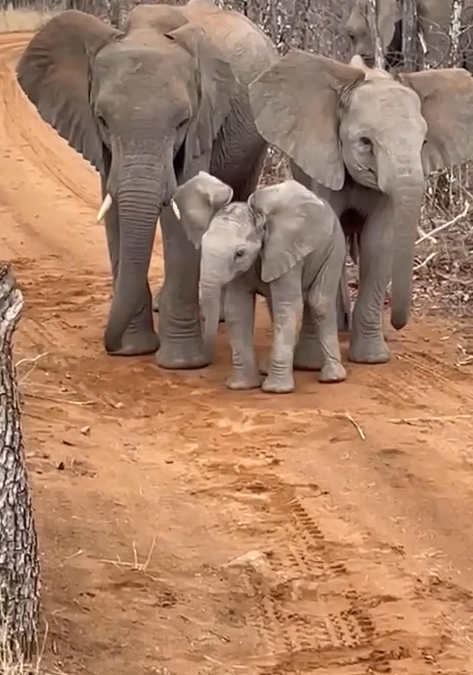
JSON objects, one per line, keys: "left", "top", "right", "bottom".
{"left": 3, "top": 31, "right": 473, "bottom": 675}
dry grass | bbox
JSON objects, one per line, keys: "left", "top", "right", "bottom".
{"left": 0, "top": 4, "right": 59, "bottom": 32}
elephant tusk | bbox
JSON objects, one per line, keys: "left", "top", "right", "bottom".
{"left": 96, "top": 193, "right": 113, "bottom": 223}
{"left": 171, "top": 198, "right": 181, "bottom": 220}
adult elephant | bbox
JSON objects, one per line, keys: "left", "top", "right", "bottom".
{"left": 345, "top": 0, "right": 473, "bottom": 70}
{"left": 16, "top": 0, "right": 277, "bottom": 365}
{"left": 248, "top": 52, "right": 473, "bottom": 365}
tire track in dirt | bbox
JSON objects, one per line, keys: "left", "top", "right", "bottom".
{"left": 203, "top": 468, "right": 458, "bottom": 674}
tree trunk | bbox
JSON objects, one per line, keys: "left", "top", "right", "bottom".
{"left": 0, "top": 263, "right": 40, "bottom": 659}
{"left": 367, "top": 0, "right": 386, "bottom": 69}
{"left": 402, "top": 0, "right": 422, "bottom": 71}
{"left": 449, "top": 0, "right": 464, "bottom": 67}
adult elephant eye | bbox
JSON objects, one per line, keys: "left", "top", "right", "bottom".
{"left": 235, "top": 249, "right": 245, "bottom": 259}
{"left": 96, "top": 115, "right": 108, "bottom": 130}
{"left": 177, "top": 118, "right": 189, "bottom": 132}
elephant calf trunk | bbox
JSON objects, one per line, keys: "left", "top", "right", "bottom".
{"left": 200, "top": 285, "right": 223, "bottom": 362}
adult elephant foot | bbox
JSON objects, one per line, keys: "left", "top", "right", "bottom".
{"left": 107, "top": 329, "right": 160, "bottom": 356}
{"left": 155, "top": 334, "right": 210, "bottom": 370}
{"left": 348, "top": 335, "right": 390, "bottom": 364}
{"left": 105, "top": 302, "right": 160, "bottom": 357}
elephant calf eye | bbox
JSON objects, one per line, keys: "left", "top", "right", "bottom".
{"left": 359, "top": 136, "right": 373, "bottom": 152}
{"left": 235, "top": 249, "right": 245, "bottom": 259}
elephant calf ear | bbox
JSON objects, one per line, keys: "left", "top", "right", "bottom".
{"left": 173, "top": 171, "right": 233, "bottom": 247}
{"left": 253, "top": 182, "right": 337, "bottom": 284}
{"left": 16, "top": 10, "right": 121, "bottom": 173}
{"left": 248, "top": 50, "right": 365, "bottom": 191}
{"left": 165, "top": 24, "right": 239, "bottom": 174}
{"left": 399, "top": 68, "right": 473, "bottom": 173}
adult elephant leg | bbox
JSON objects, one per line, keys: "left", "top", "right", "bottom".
{"left": 349, "top": 203, "right": 392, "bottom": 364}
{"left": 101, "top": 177, "right": 159, "bottom": 357}
{"left": 155, "top": 204, "right": 208, "bottom": 369}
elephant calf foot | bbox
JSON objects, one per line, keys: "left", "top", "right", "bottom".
{"left": 156, "top": 336, "right": 210, "bottom": 370}
{"left": 262, "top": 371, "right": 295, "bottom": 394}
{"left": 348, "top": 335, "right": 390, "bottom": 364}
{"left": 319, "top": 361, "right": 347, "bottom": 383}
{"left": 293, "top": 341, "right": 323, "bottom": 372}
{"left": 106, "top": 330, "right": 160, "bottom": 357}
{"left": 226, "top": 369, "right": 262, "bottom": 391}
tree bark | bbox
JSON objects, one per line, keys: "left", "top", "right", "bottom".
{"left": 367, "top": 0, "right": 386, "bottom": 69}
{"left": 402, "top": 0, "right": 422, "bottom": 71}
{"left": 0, "top": 263, "right": 40, "bottom": 659}
{"left": 449, "top": 0, "right": 464, "bottom": 67}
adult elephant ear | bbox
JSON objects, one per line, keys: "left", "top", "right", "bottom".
{"left": 248, "top": 50, "right": 365, "bottom": 191}
{"left": 249, "top": 180, "right": 338, "bottom": 283}
{"left": 164, "top": 24, "right": 239, "bottom": 178}
{"left": 16, "top": 10, "right": 121, "bottom": 174}
{"left": 398, "top": 68, "right": 473, "bottom": 174}
{"left": 171, "top": 171, "right": 233, "bottom": 247}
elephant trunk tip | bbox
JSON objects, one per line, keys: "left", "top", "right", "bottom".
{"left": 390, "top": 304, "right": 410, "bottom": 331}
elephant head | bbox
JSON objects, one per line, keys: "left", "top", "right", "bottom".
{"left": 172, "top": 171, "right": 335, "bottom": 356}
{"left": 16, "top": 6, "right": 237, "bottom": 353}
{"left": 248, "top": 50, "right": 473, "bottom": 330}
{"left": 345, "top": 0, "right": 401, "bottom": 64}
{"left": 345, "top": 0, "right": 454, "bottom": 69}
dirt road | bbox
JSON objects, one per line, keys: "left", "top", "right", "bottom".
{"left": 3, "top": 31, "right": 473, "bottom": 675}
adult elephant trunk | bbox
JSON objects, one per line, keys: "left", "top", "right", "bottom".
{"left": 379, "top": 158, "right": 425, "bottom": 331}
{"left": 104, "top": 153, "right": 176, "bottom": 353}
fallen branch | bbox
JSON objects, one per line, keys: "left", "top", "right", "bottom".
{"left": 415, "top": 201, "right": 470, "bottom": 246}
{"left": 413, "top": 251, "right": 438, "bottom": 271}
{"left": 341, "top": 411, "right": 366, "bottom": 440}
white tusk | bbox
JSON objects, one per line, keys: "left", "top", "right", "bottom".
{"left": 96, "top": 193, "right": 113, "bottom": 223}
{"left": 171, "top": 198, "right": 181, "bottom": 220}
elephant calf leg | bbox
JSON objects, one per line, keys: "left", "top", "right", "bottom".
{"left": 263, "top": 273, "right": 303, "bottom": 394}
{"left": 309, "top": 244, "right": 346, "bottom": 383}
{"left": 225, "top": 283, "right": 261, "bottom": 390}
{"left": 293, "top": 303, "right": 324, "bottom": 371}
{"left": 336, "top": 266, "right": 352, "bottom": 333}
{"left": 310, "top": 299, "right": 346, "bottom": 383}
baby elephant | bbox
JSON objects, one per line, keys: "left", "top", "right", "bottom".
{"left": 172, "top": 171, "right": 347, "bottom": 393}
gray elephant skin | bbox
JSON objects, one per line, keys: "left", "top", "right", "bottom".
{"left": 346, "top": 0, "right": 473, "bottom": 70}
{"left": 171, "top": 170, "right": 347, "bottom": 393}
{"left": 16, "top": 0, "right": 277, "bottom": 366}
{"left": 248, "top": 52, "right": 473, "bottom": 364}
